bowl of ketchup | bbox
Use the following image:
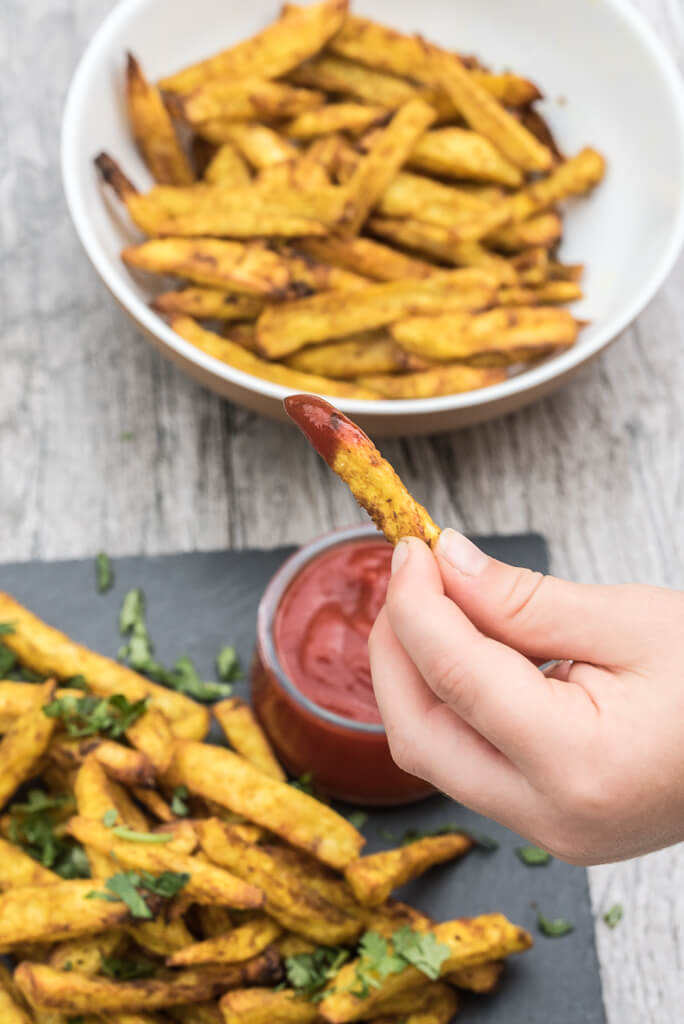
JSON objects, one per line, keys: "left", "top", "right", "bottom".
{"left": 251, "top": 524, "right": 433, "bottom": 806}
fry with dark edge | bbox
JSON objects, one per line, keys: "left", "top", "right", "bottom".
{"left": 284, "top": 394, "right": 441, "bottom": 547}
{"left": 125, "top": 53, "right": 194, "bottom": 186}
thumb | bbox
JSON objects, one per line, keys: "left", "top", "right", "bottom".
{"left": 434, "top": 529, "right": 642, "bottom": 665}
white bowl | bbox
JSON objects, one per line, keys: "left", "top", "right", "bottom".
{"left": 62, "top": 0, "right": 684, "bottom": 436}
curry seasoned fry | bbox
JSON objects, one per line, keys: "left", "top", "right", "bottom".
{"left": 284, "top": 394, "right": 441, "bottom": 546}
{"left": 0, "top": 971, "right": 32, "bottom": 1024}
{"left": 299, "top": 236, "right": 436, "bottom": 282}
{"left": 194, "top": 122, "right": 299, "bottom": 164}
{"left": 167, "top": 916, "right": 282, "bottom": 967}
{"left": 371, "top": 982, "right": 459, "bottom": 1023}
{"left": 286, "top": 334, "right": 431, "bottom": 378}
{"left": 256, "top": 270, "right": 496, "bottom": 357}
{"left": 0, "top": 681, "right": 57, "bottom": 808}
{"left": 356, "top": 365, "right": 505, "bottom": 399}
{"left": 152, "top": 289, "right": 264, "bottom": 321}
{"left": 49, "top": 932, "right": 125, "bottom": 975}
{"left": 181, "top": 79, "right": 324, "bottom": 125}
{"left": 284, "top": 103, "right": 389, "bottom": 139}
{"left": 406, "top": 127, "right": 524, "bottom": 187}
{"left": 220, "top": 987, "right": 319, "bottom": 1024}
{"left": 203, "top": 144, "right": 251, "bottom": 186}
{"left": 128, "top": 918, "right": 195, "bottom": 958}
{"left": 345, "top": 833, "right": 472, "bottom": 907}
{"left": 288, "top": 54, "right": 418, "bottom": 109}
{"left": 446, "top": 960, "right": 504, "bottom": 993}
{"left": 0, "top": 881, "right": 134, "bottom": 948}
{"left": 126, "top": 54, "right": 194, "bottom": 186}
{"left": 502, "top": 147, "right": 606, "bottom": 224}
{"left": 487, "top": 211, "right": 563, "bottom": 252}
{"left": 170, "top": 742, "right": 363, "bottom": 869}
{"left": 0, "top": 837, "right": 60, "bottom": 889}
{"left": 168, "top": 315, "right": 380, "bottom": 400}
{"left": 392, "top": 306, "right": 579, "bottom": 364}
{"left": 213, "top": 698, "right": 286, "bottom": 782}
{"left": 159, "top": 0, "right": 348, "bottom": 94}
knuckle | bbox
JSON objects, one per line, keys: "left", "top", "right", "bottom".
{"left": 500, "top": 569, "right": 548, "bottom": 626}
{"left": 426, "top": 651, "right": 476, "bottom": 717}
{"left": 386, "top": 729, "right": 423, "bottom": 778}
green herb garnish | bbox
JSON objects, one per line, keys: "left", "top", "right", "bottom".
{"left": 43, "top": 693, "right": 148, "bottom": 739}
{"left": 0, "top": 643, "right": 17, "bottom": 677}
{"left": 216, "top": 645, "right": 242, "bottom": 682}
{"left": 349, "top": 928, "right": 450, "bottom": 998}
{"left": 290, "top": 772, "right": 315, "bottom": 796}
{"left": 401, "top": 824, "right": 498, "bottom": 851}
{"left": 8, "top": 790, "right": 89, "bottom": 879}
{"left": 171, "top": 785, "right": 189, "bottom": 817}
{"left": 95, "top": 552, "right": 114, "bottom": 593}
{"left": 537, "top": 913, "right": 574, "bottom": 938}
{"left": 100, "top": 955, "right": 156, "bottom": 980}
{"left": 516, "top": 845, "right": 552, "bottom": 866}
{"left": 347, "top": 810, "right": 368, "bottom": 830}
{"left": 285, "top": 946, "right": 351, "bottom": 1000}
{"left": 603, "top": 904, "right": 623, "bottom": 929}
{"left": 64, "top": 674, "right": 89, "bottom": 692}
{"left": 111, "top": 826, "right": 173, "bottom": 844}
{"left": 0, "top": 623, "right": 15, "bottom": 635}
{"left": 87, "top": 870, "right": 188, "bottom": 918}
{"left": 102, "top": 809, "right": 118, "bottom": 828}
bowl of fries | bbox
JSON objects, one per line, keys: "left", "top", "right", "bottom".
{"left": 62, "top": 0, "right": 684, "bottom": 434}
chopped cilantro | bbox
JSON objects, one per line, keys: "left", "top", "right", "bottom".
{"left": 401, "top": 824, "right": 498, "bottom": 851}
{"left": 111, "top": 826, "right": 173, "bottom": 844}
{"left": 537, "top": 913, "right": 574, "bottom": 937}
{"left": 290, "top": 772, "right": 315, "bottom": 796}
{"left": 347, "top": 810, "right": 368, "bottom": 830}
{"left": 0, "top": 623, "right": 15, "bottom": 635}
{"left": 95, "top": 552, "right": 114, "bottom": 593}
{"left": 516, "top": 845, "right": 552, "bottom": 866}
{"left": 603, "top": 904, "right": 623, "bottom": 929}
{"left": 216, "top": 645, "right": 242, "bottom": 682}
{"left": 86, "top": 870, "right": 188, "bottom": 919}
{"left": 171, "top": 785, "right": 189, "bottom": 817}
{"left": 391, "top": 926, "right": 449, "bottom": 980}
{"left": 64, "top": 674, "right": 89, "bottom": 692}
{"left": 102, "top": 809, "right": 118, "bottom": 828}
{"left": 349, "top": 928, "right": 450, "bottom": 998}
{"left": 285, "top": 945, "right": 351, "bottom": 1000}
{"left": 100, "top": 955, "right": 156, "bottom": 980}
{"left": 0, "top": 643, "right": 17, "bottom": 677}
{"left": 8, "top": 790, "right": 89, "bottom": 879}
{"left": 43, "top": 693, "right": 148, "bottom": 739}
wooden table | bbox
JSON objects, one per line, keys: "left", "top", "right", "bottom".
{"left": 2, "top": 0, "right": 684, "bottom": 1018}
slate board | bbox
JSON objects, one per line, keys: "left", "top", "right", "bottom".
{"left": 0, "top": 536, "right": 605, "bottom": 1023}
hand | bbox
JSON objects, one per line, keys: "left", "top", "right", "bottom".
{"left": 369, "top": 530, "right": 684, "bottom": 865}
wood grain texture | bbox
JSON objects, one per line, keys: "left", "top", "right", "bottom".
{"left": 1, "top": 1, "right": 683, "bottom": 1019}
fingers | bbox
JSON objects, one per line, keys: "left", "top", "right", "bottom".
{"left": 434, "top": 529, "right": 652, "bottom": 665}
{"left": 385, "top": 538, "right": 596, "bottom": 773}
{"left": 369, "top": 608, "right": 538, "bottom": 826}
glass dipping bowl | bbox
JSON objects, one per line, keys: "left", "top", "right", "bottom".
{"left": 251, "top": 523, "right": 434, "bottom": 806}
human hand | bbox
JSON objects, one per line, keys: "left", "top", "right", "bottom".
{"left": 369, "top": 530, "right": 684, "bottom": 864}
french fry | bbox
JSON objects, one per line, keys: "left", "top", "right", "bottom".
{"left": 376, "top": 176, "right": 509, "bottom": 236}
{"left": 256, "top": 271, "right": 496, "bottom": 357}
{"left": 407, "top": 128, "right": 524, "bottom": 187}
{"left": 152, "top": 289, "right": 264, "bottom": 321}
{"left": 198, "top": 820, "right": 361, "bottom": 945}
{"left": 363, "top": 899, "right": 432, "bottom": 937}
{"left": 318, "top": 914, "right": 532, "bottom": 1021}
{"left": 159, "top": 0, "right": 349, "bottom": 94}
{"left": 345, "top": 833, "right": 472, "bottom": 907}
{"left": 502, "top": 147, "right": 606, "bottom": 224}
{"left": 168, "top": 315, "right": 381, "bottom": 400}
{"left": 258, "top": 843, "right": 361, "bottom": 916}
{"left": 391, "top": 306, "right": 579, "bottom": 364}
{"left": 203, "top": 144, "right": 251, "bottom": 186}
{"left": 446, "top": 959, "right": 504, "bottom": 993}
{"left": 0, "top": 594, "right": 209, "bottom": 741}
{"left": 108, "top": 778, "right": 151, "bottom": 832}
{"left": 299, "top": 236, "right": 436, "bottom": 282}
{"left": 276, "top": 934, "right": 316, "bottom": 957}
{"left": 220, "top": 987, "right": 319, "bottom": 1024}
{"left": 15, "top": 955, "right": 281, "bottom": 1013}
{"left": 498, "top": 281, "right": 583, "bottom": 305}
{"left": 167, "top": 916, "right": 282, "bottom": 967}
{"left": 126, "top": 54, "right": 194, "bottom": 186}
{"left": 213, "top": 698, "right": 286, "bottom": 782}
{"left": 181, "top": 80, "right": 324, "bottom": 125}
{"left": 196, "top": 123, "right": 298, "bottom": 167}
{"left": 0, "top": 970, "right": 32, "bottom": 1024}
{"left": 49, "top": 931, "right": 124, "bottom": 975}
{"left": 284, "top": 103, "right": 389, "bottom": 139}
{"left": 171, "top": 743, "right": 363, "bottom": 869}
{"left": 513, "top": 247, "right": 550, "bottom": 286}
{"left": 0, "top": 881, "right": 133, "bottom": 948}
{"left": 371, "top": 982, "right": 459, "bottom": 1023}
{"left": 67, "top": 817, "right": 264, "bottom": 910}
{"left": 288, "top": 54, "right": 418, "bottom": 109}
{"left": 128, "top": 918, "right": 195, "bottom": 957}
{"left": 0, "top": 837, "right": 60, "bottom": 889}
{"left": 284, "top": 394, "right": 441, "bottom": 546}
{"left": 126, "top": 708, "right": 175, "bottom": 776}
{"left": 286, "top": 333, "right": 431, "bottom": 378}
{"left": 122, "top": 239, "right": 293, "bottom": 297}
{"left": 487, "top": 211, "right": 563, "bottom": 252}
{"left": 432, "top": 53, "right": 553, "bottom": 172}
{"left": 356, "top": 365, "right": 505, "bottom": 399}
{"left": 93, "top": 740, "right": 156, "bottom": 788}
{"left": 75, "top": 754, "right": 126, "bottom": 878}
{"left": 132, "top": 786, "right": 175, "bottom": 823}
{"left": 344, "top": 99, "right": 437, "bottom": 235}
{"left": 0, "top": 681, "right": 57, "bottom": 808}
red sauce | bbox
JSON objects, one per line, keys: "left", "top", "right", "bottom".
{"left": 274, "top": 537, "right": 391, "bottom": 724}
{"left": 284, "top": 393, "right": 369, "bottom": 466}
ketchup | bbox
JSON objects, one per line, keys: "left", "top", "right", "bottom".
{"left": 274, "top": 537, "right": 391, "bottom": 724}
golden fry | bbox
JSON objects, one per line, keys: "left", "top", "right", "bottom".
{"left": 167, "top": 916, "right": 282, "bottom": 967}
{"left": 220, "top": 987, "right": 319, "bottom": 1024}
{"left": 447, "top": 960, "right": 504, "bottom": 993}
{"left": 213, "top": 698, "right": 286, "bottom": 782}
{"left": 49, "top": 931, "right": 124, "bottom": 975}
{"left": 371, "top": 982, "right": 459, "bottom": 1023}
{"left": 196, "top": 123, "right": 298, "bottom": 167}
{"left": 284, "top": 394, "right": 441, "bottom": 547}
{"left": 159, "top": 0, "right": 349, "bottom": 93}
{"left": 0, "top": 970, "right": 32, "bottom": 1024}
{"left": 126, "top": 708, "right": 175, "bottom": 776}
{"left": 487, "top": 211, "right": 563, "bottom": 252}
{"left": 345, "top": 833, "right": 472, "bottom": 907}
{"left": 152, "top": 289, "right": 264, "bottom": 321}
{"left": 392, "top": 306, "right": 579, "bottom": 364}
{"left": 356, "top": 365, "right": 505, "bottom": 399}
{"left": 498, "top": 281, "right": 583, "bottom": 306}
{"left": 128, "top": 917, "right": 195, "bottom": 957}
{"left": 0, "top": 681, "right": 57, "bottom": 808}
{"left": 256, "top": 271, "right": 496, "bottom": 357}
{"left": 259, "top": 843, "right": 360, "bottom": 916}
{"left": 288, "top": 54, "right": 418, "bottom": 108}
{"left": 93, "top": 740, "right": 155, "bottom": 788}
{"left": 203, "top": 144, "right": 251, "bottom": 186}
{"left": 0, "top": 881, "right": 132, "bottom": 948}
{"left": 285, "top": 103, "right": 388, "bottom": 139}
{"left": 0, "top": 837, "right": 60, "bottom": 889}
{"left": 172, "top": 742, "right": 363, "bottom": 869}
{"left": 126, "top": 54, "right": 193, "bottom": 186}
{"left": 131, "top": 786, "right": 175, "bottom": 823}
{"left": 502, "top": 147, "right": 606, "bottom": 224}
{"left": 299, "top": 236, "right": 436, "bottom": 282}
{"left": 181, "top": 79, "right": 324, "bottom": 124}
{"left": 286, "top": 333, "right": 431, "bottom": 378}
{"left": 408, "top": 128, "right": 524, "bottom": 187}
{"left": 318, "top": 914, "right": 532, "bottom": 1021}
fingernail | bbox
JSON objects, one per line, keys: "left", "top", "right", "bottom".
{"left": 391, "top": 540, "right": 409, "bottom": 575}
{"left": 437, "top": 529, "right": 488, "bottom": 576}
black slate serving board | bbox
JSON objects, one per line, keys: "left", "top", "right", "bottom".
{"left": 0, "top": 537, "right": 605, "bottom": 1023}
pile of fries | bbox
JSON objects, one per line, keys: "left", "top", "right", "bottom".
{"left": 0, "top": 591, "right": 531, "bottom": 1021}
{"left": 96, "top": 0, "right": 606, "bottom": 402}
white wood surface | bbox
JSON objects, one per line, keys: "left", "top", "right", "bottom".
{"left": 2, "top": 0, "right": 684, "bottom": 1018}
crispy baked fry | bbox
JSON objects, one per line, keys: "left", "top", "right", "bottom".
{"left": 0, "top": 681, "right": 57, "bottom": 808}
{"left": 407, "top": 128, "right": 524, "bottom": 187}
{"left": 392, "top": 306, "right": 579, "bottom": 364}
{"left": 171, "top": 743, "right": 363, "bottom": 869}
{"left": 285, "top": 103, "right": 389, "bottom": 139}
{"left": 152, "top": 289, "right": 264, "bottom": 321}
{"left": 220, "top": 987, "right": 319, "bottom": 1024}
{"left": 128, "top": 918, "right": 195, "bottom": 957}
{"left": 499, "top": 281, "right": 583, "bottom": 305}
{"left": 318, "top": 914, "right": 532, "bottom": 1021}
{"left": 67, "top": 817, "right": 263, "bottom": 909}
{"left": 196, "top": 123, "right": 298, "bottom": 166}
{"left": 181, "top": 79, "right": 324, "bottom": 125}
{"left": 502, "top": 147, "right": 606, "bottom": 224}
{"left": 132, "top": 787, "right": 175, "bottom": 823}
{"left": 168, "top": 315, "right": 381, "bottom": 400}
{"left": 126, "top": 708, "right": 175, "bottom": 776}
{"left": 0, "top": 595, "right": 209, "bottom": 740}
{"left": 49, "top": 931, "right": 124, "bottom": 975}
{"left": 259, "top": 843, "right": 360, "bottom": 916}
{"left": 93, "top": 740, "right": 156, "bottom": 788}
{"left": 345, "top": 833, "right": 472, "bottom": 907}
{"left": 0, "top": 837, "right": 60, "bottom": 889}
{"left": 0, "top": 970, "right": 32, "bottom": 1024}
{"left": 213, "top": 698, "right": 286, "bottom": 782}
{"left": 167, "top": 916, "right": 282, "bottom": 967}
{"left": 0, "top": 881, "right": 133, "bottom": 948}
{"left": 288, "top": 54, "right": 418, "bottom": 108}
{"left": 447, "top": 960, "right": 504, "bottom": 993}
{"left": 371, "top": 981, "right": 459, "bottom": 1023}
{"left": 126, "top": 54, "right": 194, "bottom": 186}
{"left": 344, "top": 99, "right": 436, "bottom": 235}
{"left": 203, "top": 144, "right": 251, "bottom": 186}
{"left": 286, "top": 333, "right": 430, "bottom": 378}
{"left": 159, "top": 0, "right": 348, "bottom": 93}
{"left": 108, "top": 778, "right": 151, "bottom": 832}
{"left": 256, "top": 271, "right": 496, "bottom": 357}
{"left": 284, "top": 394, "right": 441, "bottom": 546}
{"left": 299, "top": 236, "right": 436, "bottom": 282}
{"left": 487, "top": 211, "right": 563, "bottom": 251}
{"left": 356, "top": 365, "right": 505, "bottom": 399}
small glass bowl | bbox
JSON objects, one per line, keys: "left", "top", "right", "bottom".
{"left": 251, "top": 523, "right": 434, "bottom": 806}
